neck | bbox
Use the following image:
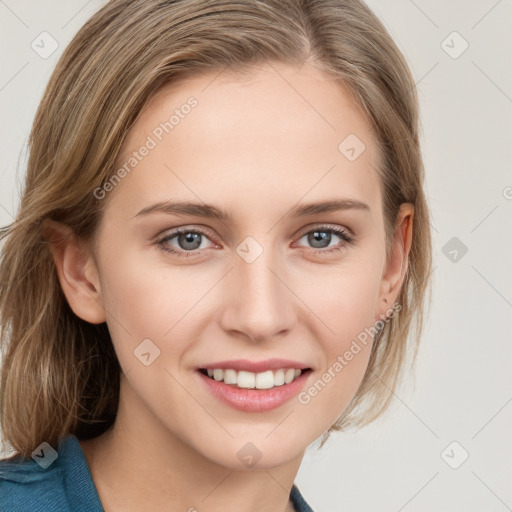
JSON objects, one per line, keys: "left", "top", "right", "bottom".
{"left": 80, "top": 375, "right": 303, "bottom": 512}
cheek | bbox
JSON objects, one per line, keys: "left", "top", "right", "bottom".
{"left": 289, "top": 254, "right": 382, "bottom": 412}
{"left": 294, "top": 281, "right": 377, "bottom": 430}
{"left": 96, "top": 244, "right": 219, "bottom": 369}
{"left": 293, "top": 250, "right": 383, "bottom": 340}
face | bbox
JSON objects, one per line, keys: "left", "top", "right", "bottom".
{"left": 58, "top": 62, "right": 411, "bottom": 470}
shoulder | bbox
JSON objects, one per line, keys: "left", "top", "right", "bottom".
{"left": 0, "top": 437, "right": 71, "bottom": 511}
{"left": 290, "top": 484, "right": 316, "bottom": 512}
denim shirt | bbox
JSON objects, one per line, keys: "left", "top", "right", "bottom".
{"left": 0, "top": 434, "right": 314, "bottom": 512}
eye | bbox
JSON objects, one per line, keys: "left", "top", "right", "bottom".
{"left": 156, "top": 224, "right": 354, "bottom": 259}
{"left": 156, "top": 226, "right": 216, "bottom": 257}
{"left": 295, "top": 225, "right": 354, "bottom": 254}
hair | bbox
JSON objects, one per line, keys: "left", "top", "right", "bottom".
{"left": 0, "top": 0, "right": 432, "bottom": 458}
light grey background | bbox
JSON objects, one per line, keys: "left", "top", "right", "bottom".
{"left": 1, "top": 1, "right": 511, "bottom": 511}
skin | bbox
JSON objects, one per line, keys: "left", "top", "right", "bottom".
{"left": 44, "top": 61, "right": 413, "bottom": 512}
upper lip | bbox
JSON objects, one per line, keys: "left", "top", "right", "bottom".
{"left": 198, "top": 359, "right": 311, "bottom": 373}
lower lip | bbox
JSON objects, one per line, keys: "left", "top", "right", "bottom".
{"left": 197, "top": 369, "right": 312, "bottom": 412}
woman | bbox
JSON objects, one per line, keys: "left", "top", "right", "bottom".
{"left": 0, "top": 1, "right": 432, "bottom": 511}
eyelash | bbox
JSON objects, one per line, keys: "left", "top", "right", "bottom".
{"left": 155, "top": 224, "right": 354, "bottom": 258}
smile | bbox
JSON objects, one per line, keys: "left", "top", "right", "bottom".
{"left": 200, "top": 368, "right": 306, "bottom": 389}
{"left": 197, "top": 367, "right": 313, "bottom": 412}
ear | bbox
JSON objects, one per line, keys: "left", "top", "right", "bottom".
{"left": 376, "top": 203, "right": 414, "bottom": 321}
{"left": 42, "top": 219, "right": 106, "bottom": 324}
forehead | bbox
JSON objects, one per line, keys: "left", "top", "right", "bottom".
{"left": 109, "top": 62, "right": 382, "bottom": 220}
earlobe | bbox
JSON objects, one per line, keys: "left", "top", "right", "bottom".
{"left": 377, "top": 203, "right": 414, "bottom": 317}
{"left": 42, "top": 219, "right": 106, "bottom": 324}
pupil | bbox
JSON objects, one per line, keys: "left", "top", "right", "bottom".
{"left": 180, "top": 232, "right": 201, "bottom": 250}
{"left": 310, "top": 231, "right": 330, "bottom": 248}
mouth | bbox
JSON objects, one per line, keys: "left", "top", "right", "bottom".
{"left": 198, "top": 367, "right": 312, "bottom": 390}
{"left": 196, "top": 367, "right": 313, "bottom": 412}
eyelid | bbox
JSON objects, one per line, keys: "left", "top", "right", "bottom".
{"left": 295, "top": 222, "right": 354, "bottom": 240}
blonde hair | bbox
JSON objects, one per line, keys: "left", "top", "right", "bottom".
{"left": 0, "top": 0, "right": 432, "bottom": 458}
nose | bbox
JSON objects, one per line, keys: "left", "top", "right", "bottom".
{"left": 219, "top": 248, "right": 296, "bottom": 343}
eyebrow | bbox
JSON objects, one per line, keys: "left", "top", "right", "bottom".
{"left": 134, "top": 198, "right": 370, "bottom": 220}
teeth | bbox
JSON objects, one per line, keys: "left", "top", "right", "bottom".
{"left": 274, "top": 369, "right": 285, "bottom": 386}
{"left": 238, "top": 370, "right": 256, "bottom": 388}
{"left": 284, "top": 368, "right": 295, "bottom": 384}
{"left": 202, "top": 368, "right": 306, "bottom": 389}
{"left": 223, "top": 369, "right": 238, "bottom": 385}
